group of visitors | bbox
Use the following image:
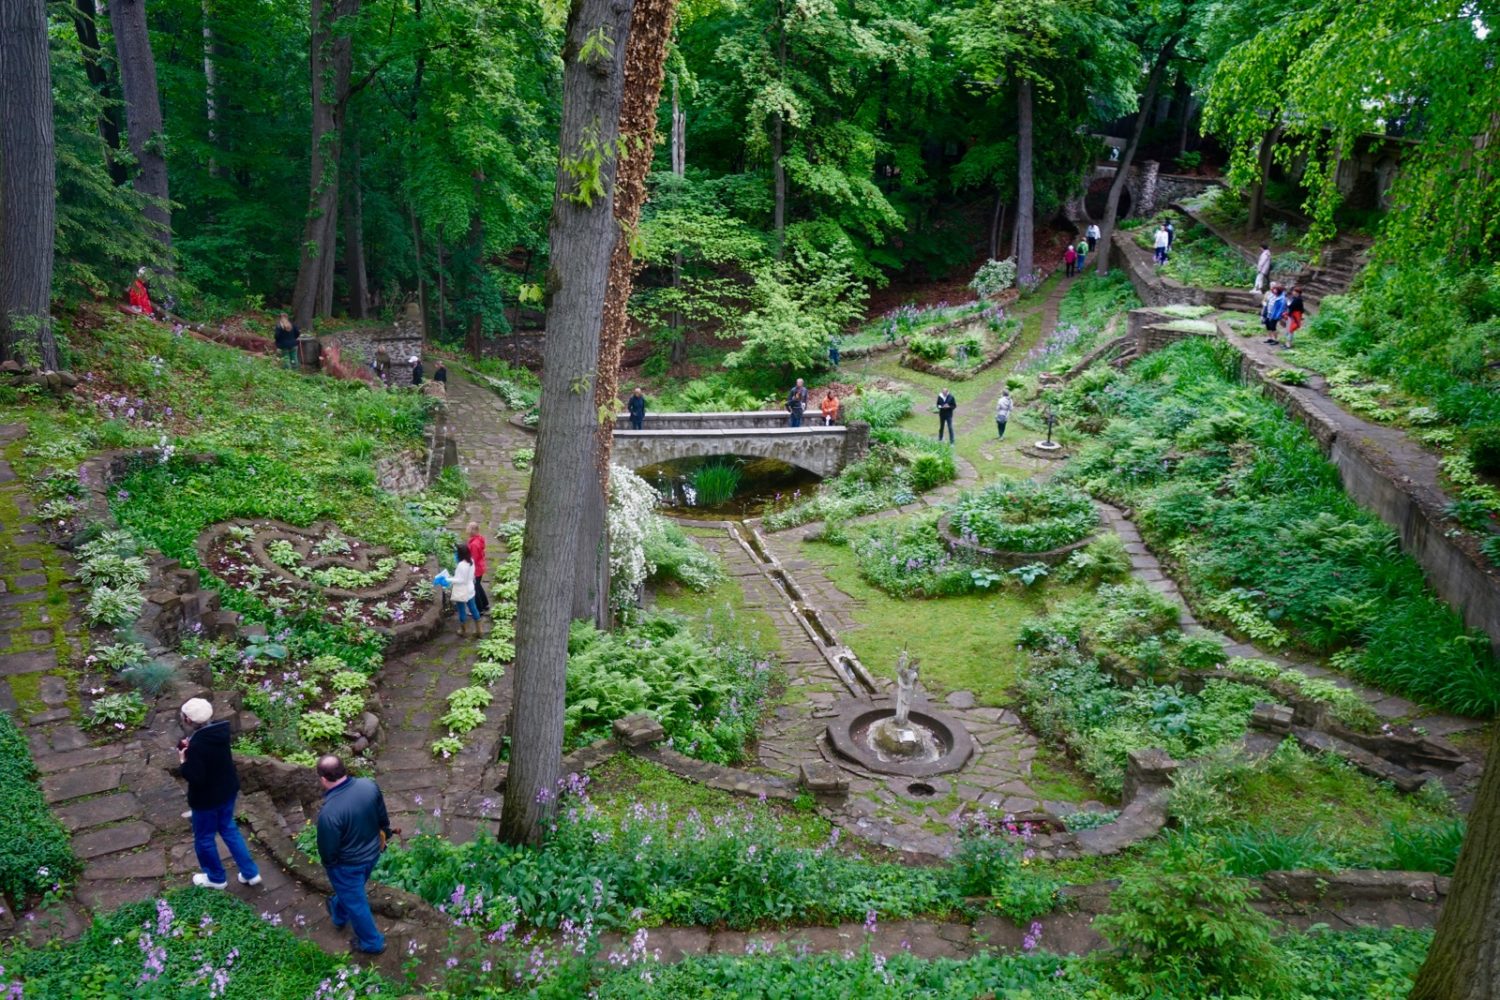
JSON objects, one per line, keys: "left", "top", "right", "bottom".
{"left": 177, "top": 699, "right": 395, "bottom": 955}
{"left": 784, "top": 379, "right": 842, "bottom": 427}
{"left": 442, "top": 522, "right": 491, "bottom": 636}
{"left": 1152, "top": 219, "right": 1176, "bottom": 264}
{"left": 1260, "top": 284, "right": 1304, "bottom": 348}
{"left": 370, "top": 347, "right": 443, "bottom": 388}
{"left": 1064, "top": 225, "right": 1102, "bottom": 277}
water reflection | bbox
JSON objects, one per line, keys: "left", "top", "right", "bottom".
{"left": 638, "top": 455, "right": 821, "bottom": 519}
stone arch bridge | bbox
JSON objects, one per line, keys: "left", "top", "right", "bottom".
{"left": 612, "top": 412, "right": 870, "bottom": 478}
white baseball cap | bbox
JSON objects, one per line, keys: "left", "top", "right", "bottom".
{"left": 180, "top": 698, "right": 213, "bottom": 724}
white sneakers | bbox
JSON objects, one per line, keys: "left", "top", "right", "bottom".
{"left": 192, "top": 872, "right": 262, "bottom": 888}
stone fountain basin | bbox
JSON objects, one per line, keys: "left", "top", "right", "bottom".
{"left": 826, "top": 698, "right": 975, "bottom": 777}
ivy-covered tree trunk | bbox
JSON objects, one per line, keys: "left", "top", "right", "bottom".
{"left": 500, "top": 0, "right": 635, "bottom": 847}
{"left": 109, "top": 0, "right": 173, "bottom": 248}
{"left": 1409, "top": 722, "right": 1500, "bottom": 999}
{"left": 573, "top": 0, "right": 679, "bottom": 627}
{"left": 669, "top": 75, "right": 686, "bottom": 364}
{"left": 1014, "top": 75, "right": 1035, "bottom": 284}
{"left": 70, "top": 0, "right": 127, "bottom": 185}
{"left": 0, "top": 0, "right": 60, "bottom": 370}
{"left": 291, "top": 0, "right": 358, "bottom": 328}
{"left": 1096, "top": 37, "right": 1176, "bottom": 276}
{"left": 772, "top": 0, "right": 787, "bottom": 260}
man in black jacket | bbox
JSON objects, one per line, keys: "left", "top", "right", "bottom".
{"left": 273, "top": 315, "right": 300, "bottom": 369}
{"left": 178, "top": 698, "right": 261, "bottom": 889}
{"left": 315, "top": 755, "right": 395, "bottom": 955}
{"left": 936, "top": 388, "right": 957, "bottom": 443}
{"left": 627, "top": 387, "right": 647, "bottom": 430}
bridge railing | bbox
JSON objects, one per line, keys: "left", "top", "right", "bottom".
{"left": 613, "top": 411, "right": 845, "bottom": 432}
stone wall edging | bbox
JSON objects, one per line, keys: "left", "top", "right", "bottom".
{"left": 935, "top": 511, "right": 1097, "bottom": 570}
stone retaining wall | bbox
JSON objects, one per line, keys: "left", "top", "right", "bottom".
{"left": 935, "top": 512, "right": 1096, "bottom": 570}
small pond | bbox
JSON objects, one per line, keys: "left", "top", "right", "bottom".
{"left": 638, "top": 455, "right": 821, "bottom": 519}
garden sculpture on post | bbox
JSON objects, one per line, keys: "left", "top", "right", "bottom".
{"left": 500, "top": 0, "right": 636, "bottom": 847}
{"left": 893, "top": 651, "right": 919, "bottom": 729}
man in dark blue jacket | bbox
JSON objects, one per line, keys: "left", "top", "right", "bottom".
{"left": 178, "top": 697, "right": 261, "bottom": 889}
{"left": 315, "top": 755, "right": 395, "bottom": 955}
{"left": 627, "top": 387, "right": 647, "bottom": 430}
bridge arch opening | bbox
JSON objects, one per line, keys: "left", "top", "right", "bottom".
{"left": 637, "top": 455, "right": 822, "bottom": 519}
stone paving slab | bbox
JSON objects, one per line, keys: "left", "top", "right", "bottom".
{"left": 72, "top": 820, "right": 154, "bottom": 860}
{"left": 42, "top": 765, "right": 124, "bottom": 803}
{"left": 55, "top": 791, "right": 141, "bottom": 832}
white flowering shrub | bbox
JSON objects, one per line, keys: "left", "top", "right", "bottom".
{"left": 969, "top": 257, "right": 1017, "bottom": 298}
{"left": 607, "top": 465, "right": 662, "bottom": 606}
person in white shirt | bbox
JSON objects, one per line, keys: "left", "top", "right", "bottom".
{"left": 448, "top": 542, "right": 481, "bottom": 637}
{"left": 995, "top": 390, "right": 1014, "bottom": 440}
{"left": 1153, "top": 225, "right": 1170, "bottom": 264}
{"left": 1254, "top": 243, "right": 1272, "bottom": 292}
{"left": 1086, "top": 223, "right": 1101, "bottom": 252}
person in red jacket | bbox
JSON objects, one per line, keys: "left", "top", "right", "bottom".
{"left": 467, "top": 520, "right": 489, "bottom": 616}
{"left": 128, "top": 267, "right": 153, "bottom": 315}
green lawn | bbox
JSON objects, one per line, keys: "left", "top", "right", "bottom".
{"left": 796, "top": 537, "right": 1086, "bottom": 705}
{"left": 652, "top": 562, "right": 783, "bottom": 658}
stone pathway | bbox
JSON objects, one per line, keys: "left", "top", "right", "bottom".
{"left": 372, "top": 373, "right": 531, "bottom": 841}
{"left": 956, "top": 279, "right": 1066, "bottom": 440}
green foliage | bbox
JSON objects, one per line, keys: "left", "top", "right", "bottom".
{"left": 725, "top": 248, "right": 867, "bottom": 377}
{"left": 0, "top": 713, "right": 79, "bottom": 905}
{"left": 842, "top": 391, "right": 913, "bottom": 430}
{"left": 969, "top": 257, "right": 1017, "bottom": 298}
{"left": 84, "top": 692, "right": 149, "bottom": 732}
{"left": 952, "top": 820, "right": 1063, "bottom": 922}
{"left": 1094, "top": 834, "right": 1288, "bottom": 997}
{"left": 1059, "top": 337, "right": 1500, "bottom": 716}
{"left": 565, "top": 614, "right": 775, "bottom": 764}
{"left": 689, "top": 460, "right": 743, "bottom": 507}
{"left": 764, "top": 434, "right": 955, "bottom": 530}
{"left": 1158, "top": 224, "right": 1256, "bottom": 289}
{"left": 642, "top": 520, "right": 722, "bottom": 593}
{"left": 950, "top": 479, "right": 1096, "bottom": 553}
{"left": 3, "top": 890, "right": 392, "bottom": 998}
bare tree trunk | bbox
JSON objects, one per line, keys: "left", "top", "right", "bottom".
{"left": 1409, "top": 724, "right": 1500, "bottom": 999}
{"left": 0, "top": 0, "right": 59, "bottom": 370}
{"left": 70, "top": 0, "right": 127, "bottom": 185}
{"left": 463, "top": 175, "right": 484, "bottom": 360}
{"left": 343, "top": 138, "right": 370, "bottom": 318}
{"left": 202, "top": 0, "right": 221, "bottom": 177}
{"left": 669, "top": 74, "right": 686, "bottom": 364}
{"left": 574, "top": 0, "right": 678, "bottom": 625}
{"left": 1015, "top": 76, "right": 1035, "bottom": 284}
{"left": 499, "top": 0, "right": 635, "bottom": 847}
{"left": 290, "top": 0, "right": 358, "bottom": 328}
{"left": 409, "top": 205, "right": 426, "bottom": 325}
{"left": 1173, "top": 73, "right": 1192, "bottom": 158}
{"left": 772, "top": 0, "right": 786, "bottom": 260}
{"left": 435, "top": 231, "right": 447, "bottom": 336}
{"left": 1247, "top": 118, "right": 1280, "bottom": 234}
{"left": 988, "top": 192, "right": 1004, "bottom": 260}
{"left": 1096, "top": 37, "right": 1176, "bottom": 276}
{"left": 109, "top": 0, "right": 172, "bottom": 248}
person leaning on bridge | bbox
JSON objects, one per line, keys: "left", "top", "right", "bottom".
{"left": 315, "top": 755, "right": 396, "bottom": 955}
{"left": 786, "top": 378, "right": 809, "bottom": 428}
{"left": 820, "top": 391, "right": 840, "bottom": 426}
{"left": 628, "top": 387, "right": 647, "bottom": 430}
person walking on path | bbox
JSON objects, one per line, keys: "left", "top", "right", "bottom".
{"left": 936, "top": 387, "right": 957, "bottom": 444}
{"left": 374, "top": 348, "right": 391, "bottom": 386}
{"left": 627, "top": 387, "right": 647, "bottom": 430}
{"left": 1075, "top": 237, "right": 1089, "bottom": 273}
{"left": 178, "top": 698, "right": 261, "bottom": 890}
{"left": 1064, "top": 243, "right": 1078, "bottom": 278}
{"left": 786, "top": 378, "right": 809, "bottom": 428}
{"left": 448, "top": 541, "right": 480, "bottom": 636}
{"left": 1164, "top": 218, "right": 1175, "bottom": 248}
{"left": 314, "top": 755, "right": 395, "bottom": 956}
{"left": 820, "top": 391, "right": 840, "bottom": 425}
{"left": 467, "top": 521, "right": 489, "bottom": 617}
{"left": 1262, "top": 284, "right": 1288, "bottom": 345}
{"left": 1153, "top": 224, "right": 1170, "bottom": 265}
{"left": 433, "top": 362, "right": 448, "bottom": 386}
{"left": 828, "top": 337, "right": 841, "bottom": 368}
{"left": 410, "top": 356, "right": 424, "bottom": 386}
{"left": 1253, "top": 243, "right": 1272, "bottom": 292}
{"left": 995, "top": 389, "right": 1014, "bottom": 440}
{"left": 273, "top": 315, "right": 300, "bottom": 369}
{"left": 1284, "top": 286, "right": 1305, "bottom": 348}
{"left": 1086, "top": 223, "right": 1100, "bottom": 252}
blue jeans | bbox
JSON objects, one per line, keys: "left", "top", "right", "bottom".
{"left": 326, "top": 861, "right": 384, "bottom": 952}
{"left": 455, "top": 597, "right": 479, "bottom": 622}
{"left": 789, "top": 410, "right": 803, "bottom": 427}
{"left": 191, "top": 796, "right": 259, "bottom": 885}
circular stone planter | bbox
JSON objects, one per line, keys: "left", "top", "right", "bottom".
{"left": 937, "top": 512, "right": 1096, "bottom": 569}
{"left": 826, "top": 698, "right": 975, "bottom": 777}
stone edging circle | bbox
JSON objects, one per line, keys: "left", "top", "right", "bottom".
{"left": 824, "top": 698, "right": 976, "bottom": 777}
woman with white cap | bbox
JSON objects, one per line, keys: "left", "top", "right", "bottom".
{"left": 178, "top": 697, "right": 261, "bottom": 889}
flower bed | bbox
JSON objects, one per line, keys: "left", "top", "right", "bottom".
{"left": 945, "top": 480, "right": 1097, "bottom": 563}
{"left": 195, "top": 519, "right": 440, "bottom": 646}
{"left": 900, "top": 305, "right": 1022, "bottom": 381}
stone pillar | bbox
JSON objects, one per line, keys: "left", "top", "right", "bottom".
{"left": 839, "top": 421, "right": 871, "bottom": 473}
{"left": 1122, "top": 747, "right": 1180, "bottom": 802}
{"left": 1136, "top": 160, "right": 1161, "bottom": 217}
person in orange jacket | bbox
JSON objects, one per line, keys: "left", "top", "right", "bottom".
{"left": 820, "top": 392, "right": 840, "bottom": 426}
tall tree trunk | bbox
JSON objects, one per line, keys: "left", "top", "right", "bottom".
{"left": 988, "top": 191, "right": 1004, "bottom": 260}
{"left": 499, "top": 0, "right": 635, "bottom": 847}
{"left": 70, "top": 0, "right": 127, "bottom": 185}
{"left": 409, "top": 205, "right": 426, "bottom": 327}
{"left": 109, "top": 0, "right": 172, "bottom": 248}
{"left": 463, "top": 173, "right": 485, "bottom": 360}
{"left": 202, "top": 0, "right": 221, "bottom": 177}
{"left": 574, "top": 0, "right": 679, "bottom": 626}
{"left": 1014, "top": 76, "right": 1035, "bottom": 284}
{"left": 0, "top": 0, "right": 59, "bottom": 370}
{"left": 1173, "top": 73, "right": 1192, "bottom": 158}
{"left": 772, "top": 0, "right": 786, "bottom": 260}
{"left": 669, "top": 74, "right": 686, "bottom": 364}
{"left": 1247, "top": 118, "right": 1281, "bottom": 234}
{"left": 1095, "top": 36, "right": 1177, "bottom": 276}
{"left": 1409, "top": 723, "right": 1500, "bottom": 999}
{"left": 343, "top": 138, "right": 369, "bottom": 318}
{"left": 290, "top": 0, "right": 358, "bottom": 328}
{"left": 435, "top": 231, "right": 447, "bottom": 336}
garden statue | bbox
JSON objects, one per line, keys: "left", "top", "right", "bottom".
{"left": 894, "top": 651, "right": 919, "bottom": 728}
{"left": 1043, "top": 406, "right": 1057, "bottom": 445}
